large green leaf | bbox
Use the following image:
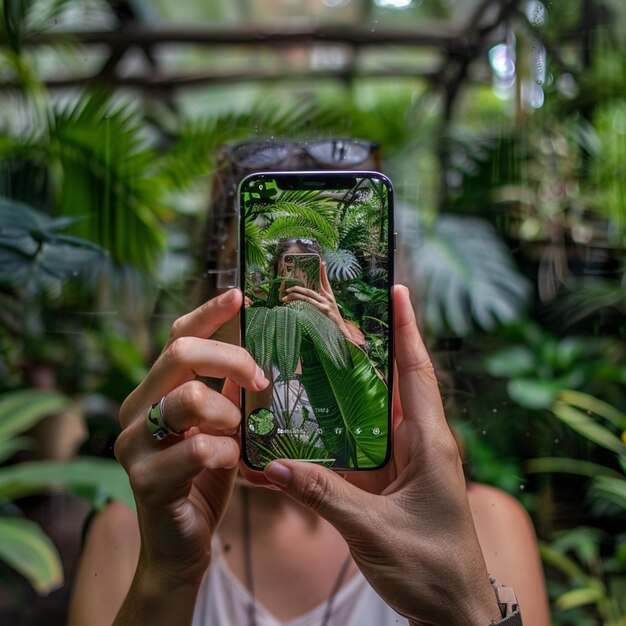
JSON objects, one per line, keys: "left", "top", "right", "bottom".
{"left": 539, "top": 542, "right": 590, "bottom": 584}
{"left": 0, "top": 196, "right": 103, "bottom": 295}
{"left": 552, "top": 402, "right": 626, "bottom": 457}
{"left": 0, "top": 436, "right": 35, "bottom": 464}
{"left": 0, "top": 457, "right": 134, "bottom": 509}
{"left": 403, "top": 214, "right": 530, "bottom": 335}
{"left": 558, "top": 390, "right": 626, "bottom": 430}
{"left": 507, "top": 378, "right": 563, "bottom": 409}
{"left": 526, "top": 457, "right": 623, "bottom": 479}
{"left": 300, "top": 340, "right": 389, "bottom": 468}
{"left": 555, "top": 587, "right": 606, "bottom": 611}
{"left": 323, "top": 248, "right": 362, "bottom": 282}
{"left": 484, "top": 346, "right": 536, "bottom": 378}
{"left": 0, "top": 516, "right": 63, "bottom": 595}
{"left": 0, "top": 389, "right": 72, "bottom": 441}
{"left": 589, "top": 476, "right": 626, "bottom": 511}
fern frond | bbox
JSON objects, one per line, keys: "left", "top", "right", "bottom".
{"left": 272, "top": 306, "right": 301, "bottom": 382}
{"left": 244, "top": 219, "right": 266, "bottom": 268}
{"left": 287, "top": 301, "right": 349, "bottom": 371}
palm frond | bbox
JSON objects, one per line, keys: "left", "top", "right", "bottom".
{"left": 263, "top": 203, "right": 338, "bottom": 248}
{"left": 272, "top": 306, "right": 301, "bottom": 382}
{"left": 262, "top": 220, "right": 335, "bottom": 250}
{"left": 254, "top": 431, "right": 331, "bottom": 465}
{"left": 49, "top": 91, "right": 168, "bottom": 270}
{"left": 288, "top": 301, "right": 349, "bottom": 371}
{"left": 337, "top": 209, "right": 368, "bottom": 250}
{"left": 277, "top": 190, "right": 338, "bottom": 223}
{"left": 245, "top": 307, "right": 276, "bottom": 373}
{"left": 244, "top": 218, "right": 266, "bottom": 268}
{"left": 245, "top": 301, "right": 348, "bottom": 379}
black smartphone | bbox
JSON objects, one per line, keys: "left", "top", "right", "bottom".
{"left": 238, "top": 170, "right": 394, "bottom": 471}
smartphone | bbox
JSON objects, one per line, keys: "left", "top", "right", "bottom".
{"left": 238, "top": 171, "right": 394, "bottom": 471}
{"left": 280, "top": 252, "right": 320, "bottom": 293}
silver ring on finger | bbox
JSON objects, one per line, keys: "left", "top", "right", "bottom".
{"left": 147, "top": 396, "right": 184, "bottom": 441}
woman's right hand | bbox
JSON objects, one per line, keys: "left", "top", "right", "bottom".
{"left": 114, "top": 289, "right": 268, "bottom": 591}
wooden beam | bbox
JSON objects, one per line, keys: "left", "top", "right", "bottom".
{"left": 0, "top": 67, "right": 445, "bottom": 91}
{"left": 21, "top": 23, "right": 475, "bottom": 53}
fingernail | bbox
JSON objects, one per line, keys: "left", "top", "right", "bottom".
{"left": 265, "top": 462, "right": 291, "bottom": 488}
{"left": 220, "top": 289, "right": 238, "bottom": 304}
{"left": 255, "top": 367, "right": 269, "bottom": 389}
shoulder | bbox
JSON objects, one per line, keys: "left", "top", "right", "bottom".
{"left": 467, "top": 482, "right": 533, "bottom": 529}
{"left": 467, "top": 482, "right": 551, "bottom": 626}
{"left": 87, "top": 500, "right": 140, "bottom": 551}
{"left": 67, "top": 501, "right": 140, "bottom": 626}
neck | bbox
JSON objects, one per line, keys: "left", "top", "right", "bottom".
{"left": 226, "top": 482, "right": 320, "bottom": 527}
{"left": 216, "top": 483, "right": 356, "bottom": 623}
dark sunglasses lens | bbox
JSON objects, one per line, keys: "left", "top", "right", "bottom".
{"left": 232, "top": 142, "right": 290, "bottom": 167}
{"left": 307, "top": 139, "right": 371, "bottom": 165}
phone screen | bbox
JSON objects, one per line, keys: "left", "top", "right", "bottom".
{"left": 238, "top": 171, "right": 394, "bottom": 471}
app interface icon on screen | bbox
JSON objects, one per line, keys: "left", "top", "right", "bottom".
{"left": 240, "top": 173, "right": 393, "bottom": 470}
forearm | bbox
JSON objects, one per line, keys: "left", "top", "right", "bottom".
{"left": 113, "top": 566, "right": 202, "bottom": 626}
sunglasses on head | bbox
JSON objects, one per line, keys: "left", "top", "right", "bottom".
{"left": 227, "top": 138, "right": 378, "bottom": 169}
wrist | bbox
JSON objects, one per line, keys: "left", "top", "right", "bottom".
{"left": 114, "top": 562, "right": 203, "bottom": 626}
{"left": 406, "top": 576, "right": 519, "bottom": 626}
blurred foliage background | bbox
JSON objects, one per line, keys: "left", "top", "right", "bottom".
{"left": 0, "top": 0, "right": 625, "bottom": 624}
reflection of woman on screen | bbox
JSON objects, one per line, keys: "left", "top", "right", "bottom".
{"left": 274, "top": 238, "right": 365, "bottom": 346}
{"left": 249, "top": 237, "right": 366, "bottom": 441}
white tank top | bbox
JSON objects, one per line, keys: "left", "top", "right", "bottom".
{"left": 191, "top": 540, "right": 408, "bottom": 626}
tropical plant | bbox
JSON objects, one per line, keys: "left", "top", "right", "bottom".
{"left": 0, "top": 196, "right": 103, "bottom": 297}
{"left": 242, "top": 188, "right": 340, "bottom": 270}
{"left": 245, "top": 300, "right": 388, "bottom": 468}
{"left": 0, "top": 389, "right": 132, "bottom": 595}
{"left": 400, "top": 212, "right": 531, "bottom": 336}
{"left": 527, "top": 391, "right": 626, "bottom": 514}
{"left": 254, "top": 430, "right": 331, "bottom": 465}
{"left": 485, "top": 323, "right": 626, "bottom": 411}
{"left": 540, "top": 527, "right": 626, "bottom": 626}
{"left": 525, "top": 392, "right": 626, "bottom": 625}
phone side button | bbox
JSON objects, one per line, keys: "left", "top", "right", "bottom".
{"left": 393, "top": 232, "right": 398, "bottom": 251}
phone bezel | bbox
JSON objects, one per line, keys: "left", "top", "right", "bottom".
{"left": 237, "top": 170, "right": 395, "bottom": 472}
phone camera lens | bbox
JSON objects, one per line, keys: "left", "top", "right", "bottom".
{"left": 284, "top": 255, "right": 293, "bottom": 264}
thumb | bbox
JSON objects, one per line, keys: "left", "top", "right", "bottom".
{"left": 264, "top": 460, "right": 372, "bottom": 533}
